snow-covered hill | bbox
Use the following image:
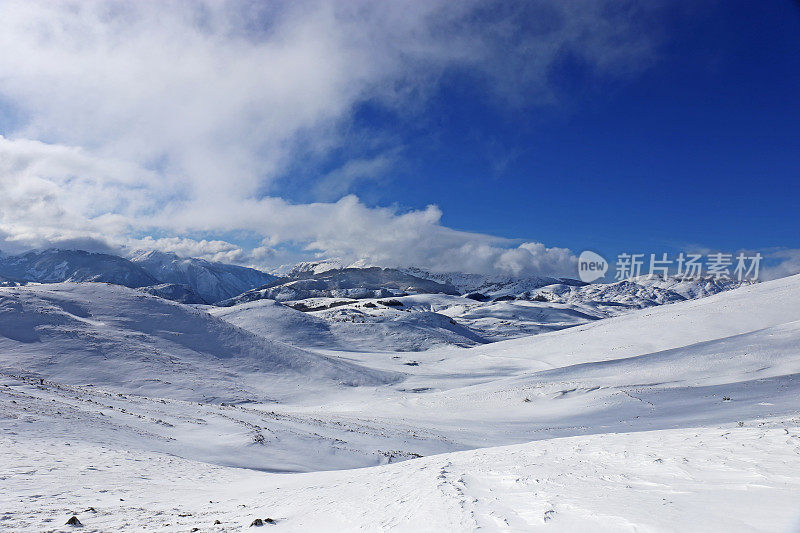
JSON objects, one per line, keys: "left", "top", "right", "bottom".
{"left": 220, "top": 267, "right": 459, "bottom": 305}
{"left": 248, "top": 274, "right": 747, "bottom": 345}
{"left": 405, "top": 266, "right": 749, "bottom": 304}
{"left": 2, "top": 274, "right": 799, "bottom": 531}
{"left": 211, "top": 298, "right": 487, "bottom": 351}
{"left": 136, "top": 282, "right": 208, "bottom": 304}
{"left": 0, "top": 248, "right": 276, "bottom": 304}
{"left": 402, "top": 267, "right": 584, "bottom": 297}
{"left": 129, "top": 250, "right": 276, "bottom": 303}
{"left": 0, "top": 283, "right": 395, "bottom": 403}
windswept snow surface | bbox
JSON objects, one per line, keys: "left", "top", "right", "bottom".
{"left": 4, "top": 421, "right": 800, "bottom": 532}
{"left": 2, "top": 275, "right": 800, "bottom": 531}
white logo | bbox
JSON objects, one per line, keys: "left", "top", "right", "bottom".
{"left": 578, "top": 250, "right": 608, "bottom": 282}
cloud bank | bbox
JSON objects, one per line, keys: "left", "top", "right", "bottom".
{"left": 0, "top": 0, "right": 656, "bottom": 275}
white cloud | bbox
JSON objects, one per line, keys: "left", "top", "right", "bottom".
{"left": 312, "top": 152, "right": 399, "bottom": 201}
{"left": 0, "top": 0, "right": 656, "bottom": 275}
{"left": 761, "top": 249, "right": 800, "bottom": 281}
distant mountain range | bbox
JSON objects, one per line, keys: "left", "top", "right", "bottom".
{"left": 129, "top": 250, "right": 276, "bottom": 304}
{"left": 401, "top": 267, "right": 587, "bottom": 297}
{"left": 0, "top": 248, "right": 752, "bottom": 310}
{"left": 218, "top": 266, "right": 459, "bottom": 306}
{"left": 0, "top": 249, "right": 158, "bottom": 288}
{"left": 0, "top": 249, "right": 275, "bottom": 304}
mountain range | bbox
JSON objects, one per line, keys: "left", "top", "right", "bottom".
{"left": 0, "top": 248, "right": 752, "bottom": 316}
{"left": 0, "top": 249, "right": 276, "bottom": 304}
{"left": 218, "top": 266, "right": 459, "bottom": 306}
{"left": 129, "top": 250, "right": 277, "bottom": 303}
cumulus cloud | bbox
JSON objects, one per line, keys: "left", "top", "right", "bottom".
{"left": 0, "top": 0, "right": 656, "bottom": 275}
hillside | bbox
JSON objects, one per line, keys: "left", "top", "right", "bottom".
{"left": 2, "top": 274, "right": 799, "bottom": 530}
{"left": 129, "top": 250, "right": 276, "bottom": 303}
{"left": 0, "top": 249, "right": 158, "bottom": 287}
{"left": 0, "top": 283, "right": 395, "bottom": 403}
{"left": 212, "top": 298, "right": 487, "bottom": 352}
{"left": 220, "top": 267, "right": 459, "bottom": 305}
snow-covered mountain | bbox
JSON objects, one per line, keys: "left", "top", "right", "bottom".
{"left": 3, "top": 274, "right": 800, "bottom": 530}
{"left": 129, "top": 250, "right": 276, "bottom": 304}
{"left": 534, "top": 275, "right": 751, "bottom": 308}
{"left": 211, "top": 298, "right": 487, "bottom": 351}
{"left": 404, "top": 266, "right": 751, "bottom": 307}
{"left": 0, "top": 249, "right": 158, "bottom": 287}
{"left": 237, "top": 268, "right": 751, "bottom": 344}
{"left": 402, "top": 267, "right": 586, "bottom": 297}
{"left": 629, "top": 274, "right": 748, "bottom": 299}
{"left": 281, "top": 259, "right": 348, "bottom": 277}
{"left": 274, "top": 258, "right": 381, "bottom": 277}
{"left": 136, "top": 282, "right": 208, "bottom": 304}
{"left": 219, "top": 267, "right": 459, "bottom": 305}
{"left": 0, "top": 248, "right": 276, "bottom": 304}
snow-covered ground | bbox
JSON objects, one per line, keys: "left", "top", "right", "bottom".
{"left": 5, "top": 421, "right": 799, "bottom": 532}
{"left": 210, "top": 275, "right": 752, "bottom": 350}
{"left": 2, "top": 275, "right": 800, "bottom": 531}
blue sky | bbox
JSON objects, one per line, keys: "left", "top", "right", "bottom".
{"left": 0, "top": 1, "right": 798, "bottom": 278}
{"left": 277, "top": 1, "right": 800, "bottom": 260}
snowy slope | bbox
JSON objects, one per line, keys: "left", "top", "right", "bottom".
{"left": 4, "top": 421, "right": 798, "bottom": 532}
{"left": 209, "top": 298, "right": 339, "bottom": 347}
{"left": 221, "top": 267, "right": 459, "bottom": 305}
{"left": 460, "top": 273, "right": 800, "bottom": 371}
{"left": 129, "top": 250, "right": 276, "bottom": 303}
{"left": 210, "top": 297, "right": 487, "bottom": 351}
{"left": 0, "top": 283, "right": 395, "bottom": 403}
{"left": 137, "top": 282, "right": 208, "bottom": 304}
{"left": 2, "top": 275, "right": 800, "bottom": 531}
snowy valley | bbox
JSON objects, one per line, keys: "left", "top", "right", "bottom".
{"left": 1, "top": 252, "right": 798, "bottom": 531}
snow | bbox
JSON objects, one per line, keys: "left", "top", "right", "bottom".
{"left": 210, "top": 298, "right": 486, "bottom": 352}
{"left": 129, "top": 250, "right": 276, "bottom": 304}
{"left": 137, "top": 283, "right": 208, "bottom": 304}
{"left": 0, "top": 249, "right": 277, "bottom": 304}
{"left": 3, "top": 418, "right": 799, "bottom": 531}
{"left": 2, "top": 274, "right": 800, "bottom": 531}
{"left": 0, "top": 249, "right": 158, "bottom": 287}
{"left": 0, "top": 283, "right": 396, "bottom": 403}
{"left": 220, "top": 267, "right": 458, "bottom": 306}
